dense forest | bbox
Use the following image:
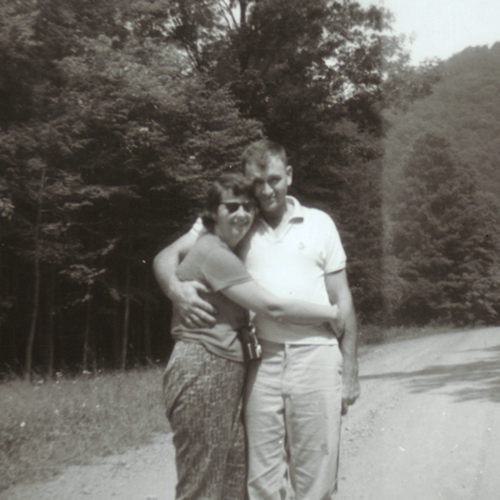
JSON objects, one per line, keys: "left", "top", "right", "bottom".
{"left": 383, "top": 44, "right": 500, "bottom": 326}
{"left": 0, "top": 0, "right": 498, "bottom": 378}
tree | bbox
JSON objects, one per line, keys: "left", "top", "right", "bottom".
{"left": 165, "top": 0, "right": 403, "bottom": 323}
{"left": 0, "top": 0, "right": 416, "bottom": 373}
{"left": 389, "top": 133, "right": 499, "bottom": 325}
{"left": 0, "top": 0, "right": 262, "bottom": 374}
{"left": 383, "top": 45, "right": 500, "bottom": 219}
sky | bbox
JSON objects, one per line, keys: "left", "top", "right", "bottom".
{"left": 359, "top": 0, "right": 500, "bottom": 64}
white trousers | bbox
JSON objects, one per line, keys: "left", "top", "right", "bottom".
{"left": 245, "top": 340, "right": 343, "bottom": 500}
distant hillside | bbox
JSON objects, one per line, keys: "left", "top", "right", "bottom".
{"left": 381, "top": 43, "right": 500, "bottom": 325}
{"left": 383, "top": 43, "right": 500, "bottom": 206}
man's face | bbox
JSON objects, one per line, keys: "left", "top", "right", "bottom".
{"left": 244, "top": 155, "right": 292, "bottom": 219}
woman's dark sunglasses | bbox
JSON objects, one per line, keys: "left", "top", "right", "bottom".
{"left": 220, "top": 201, "right": 255, "bottom": 214}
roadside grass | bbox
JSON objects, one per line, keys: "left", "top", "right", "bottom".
{"left": 0, "top": 366, "right": 168, "bottom": 492}
{"left": 359, "top": 324, "right": 464, "bottom": 345}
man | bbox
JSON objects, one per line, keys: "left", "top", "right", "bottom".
{"left": 154, "top": 139, "right": 360, "bottom": 499}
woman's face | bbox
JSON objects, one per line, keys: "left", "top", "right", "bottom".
{"left": 214, "top": 189, "right": 255, "bottom": 248}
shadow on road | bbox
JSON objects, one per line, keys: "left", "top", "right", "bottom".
{"left": 360, "top": 344, "right": 500, "bottom": 404}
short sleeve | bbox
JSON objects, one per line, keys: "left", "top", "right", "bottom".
{"left": 320, "top": 213, "right": 347, "bottom": 273}
{"left": 201, "top": 245, "right": 252, "bottom": 291}
{"left": 188, "top": 217, "right": 205, "bottom": 238}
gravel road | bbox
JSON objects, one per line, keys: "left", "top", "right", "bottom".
{"left": 4, "top": 327, "right": 500, "bottom": 500}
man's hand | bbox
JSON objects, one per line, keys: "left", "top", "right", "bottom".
{"left": 175, "top": 280, "right": 217, "bottom": 329}
{"left": 152, "top": 229, "right": 216, "bottom": 328}
{"left": 324, "top": 270, "right": 360, "bottom": 416}
{"left": 341, "top": 364, "right": 360, "bottom": 415}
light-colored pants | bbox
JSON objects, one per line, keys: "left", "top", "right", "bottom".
{"left": 245, "top": 340, "right": 343, "bottom": 500}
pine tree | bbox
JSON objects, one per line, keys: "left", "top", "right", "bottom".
{"left": 390, "top": 133, "right": 499, "bottom": 325}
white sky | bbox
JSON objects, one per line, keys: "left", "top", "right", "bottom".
{"left": 359, "top": 0, "right": 500, "bottom": 64}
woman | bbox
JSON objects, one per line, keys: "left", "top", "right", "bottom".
{"left": 163, "top": 173, "right": 341, "bottom": 500}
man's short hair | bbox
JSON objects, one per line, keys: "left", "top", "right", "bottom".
{"left": 201, "top": 173, "right": 254, "bottom": 232}
{"left": 241, "top": 139, "right": 287, "bottom": 170}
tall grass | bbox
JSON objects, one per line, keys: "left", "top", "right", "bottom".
{"left": 0, "top": 367, "right": 168, "bottom": 492}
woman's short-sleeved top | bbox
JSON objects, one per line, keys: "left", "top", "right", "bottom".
{"left": 170, "top": 233, "right": 252, "bottom": 362}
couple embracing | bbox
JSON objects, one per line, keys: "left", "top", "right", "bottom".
{"left": 154, "top": 139, "right": 360, "bottom": 500}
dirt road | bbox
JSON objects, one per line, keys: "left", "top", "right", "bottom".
{"left": 4, "top": 327, "right": 500, "bottom": 500}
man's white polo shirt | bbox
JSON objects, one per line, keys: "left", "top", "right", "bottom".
{"left": 239, "top": 196, "right": 346, "bottom": 344}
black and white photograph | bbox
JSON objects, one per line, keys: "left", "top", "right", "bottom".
{"left": 1, "top": 1, "right": 499, "bottom": 499}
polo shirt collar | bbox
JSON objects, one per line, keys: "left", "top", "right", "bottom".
{"left": 285, "top": 196, "right": 305, "bottom": 223}
{"left": 256, "top": 195, "right": 304, "bottom": 231}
